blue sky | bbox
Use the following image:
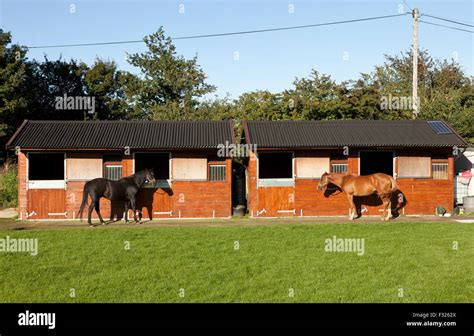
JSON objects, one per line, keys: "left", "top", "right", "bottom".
{"left": 1, "top": 0, "right": 472, "bottom": 98}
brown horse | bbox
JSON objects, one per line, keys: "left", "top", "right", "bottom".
{"left": 317, "top": 172, "right": 398, "bottom": 220}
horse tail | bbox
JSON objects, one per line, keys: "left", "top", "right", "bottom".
{"left": 77, "top": 181, "right": 91, "bottom": 220}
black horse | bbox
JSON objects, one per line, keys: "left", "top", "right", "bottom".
{"left": 78, "top": 169, "right": 155, "bottom": 226}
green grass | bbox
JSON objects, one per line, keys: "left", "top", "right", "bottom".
{"left": 0, "top": 221, "right": 472, "bottom": 303}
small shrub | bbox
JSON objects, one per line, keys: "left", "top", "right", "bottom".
{"left": 0, "top": 160, "right": 18, "bottom": 208}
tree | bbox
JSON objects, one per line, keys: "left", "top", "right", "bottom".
{"left": 23, "top": 57, "right": 88, "bottom": 121}
{"left": 85, "top": 59, "right": 138, "bottom": 120}
{"left": 0, "top": 30, "right": 28, "bottom": 140}
{"left": 127, "top": 27, "right": 216, "bottom": 120}
{"left": 369, "top": 50, "right": 474, "bottom": 140}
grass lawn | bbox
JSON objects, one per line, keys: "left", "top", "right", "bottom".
{"left": 0, "top": 219, "right": 472, "bottom": 303}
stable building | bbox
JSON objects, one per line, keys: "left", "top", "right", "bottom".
{"left": 242, "top": 120, "right": 468, "bottom": 217}
{"left": 7, "top": 120, "right": 234, "bottom": 220}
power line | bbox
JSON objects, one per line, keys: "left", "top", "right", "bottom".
{"left": 172, "top": 13, "right": 408, "bottom": 40}
{"left": 422, "top": 13, "right": 474, "bottom": 28}
{"left": 403, "top": 0, "right": 413, "bottom": 11}
{"left": 419, "top": 19, "right": 474, "bottom": 34}
{"left": 26, "top": 13, "right": 409, "bottom": 49}
{"left": 27, "top": 39, "right": 144, "bottom": 49}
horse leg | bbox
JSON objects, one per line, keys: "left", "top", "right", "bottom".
{"left": 381, "top": 195, "right": 389, "bottom": 221}
{"left": 130, "top": 198, "right": 139, "bottom": 223}
{"left": 95, "top": 200, "right": 105, "bottom": 225}
{"left": 386, "top": 196, "right": 393, "bottom": 220}
{"left": 124, "top": 200, "right": 130, "bottom": 222}
{"left": 347, "top": 194, "right": 355, "bottom": 220}
{"left": 87, "top": 201, "right": 95, "bottom": 226}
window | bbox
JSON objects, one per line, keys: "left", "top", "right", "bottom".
{"left": 67, "top": 157, "right": 102, "bottom": 180}
{"left": 330, "top": 155, "right": 348, "bottom": 174}
{"left": 172, "top": 158, "right": 207, "bottom": 180}
{"left": 134, "top": 153, "right": 169, "bottom": 180}
{"left": 28, "top": 153, "right": 64, "bottom": 180}
{"left": 331, "top": 163, "right": 348, "bottom": 173}
{"left": 432, "top": 157, "right": 448, "bottom": 180}
{"left": 209, "top": 164, "right": 226, "bottom": 181}
{"left": 104, "top": 165, "right": 122, "bottom": 180}
{"left": 259, "top": 153, "right": 293, "bottom": 179}
{"left": 103, "top": 155, "right": 123, "bottom": 181}
{"left": 397, "top": 156, "right": 430, "bottom": 178}
{"left": 360, "top": 151, "right": 393, "bottom": 176}
{"left": 296, "top": 157, "right": 330, "bottom": 178}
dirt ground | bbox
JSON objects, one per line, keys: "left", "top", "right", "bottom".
{"left": 1, "top": 214, "right": 473, "bottom": 231}
{"left": 0, "top": 208, "right": 17, "bottom": 218}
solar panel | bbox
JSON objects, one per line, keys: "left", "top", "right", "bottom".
{"left": 427, "top": 121, "right": 452, "bottom": 135}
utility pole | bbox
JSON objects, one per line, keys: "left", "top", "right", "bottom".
{"left": 412, "top": 8, "right": 419, "bottom": 119}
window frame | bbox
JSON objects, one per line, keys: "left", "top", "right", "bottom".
{"left": 103, "top": 160, "right": 123, "bottom": 181}
{"left": 330, "top": 155, "right": 348, "bottom": 174}
{"left": 67, "top": 156, "right": 104, "bottom": 181}
{"left": 208, "top": 162, "right": 227, "bottom": 182}
{"left": 295, "top": 156, "right": 330, "bottom": 179}
{"left": 257, "top": 151, "right": 295, "bottom": 187}
{"left": 396, "top": 154, "right": 431, "bottom": 179}
{"left": 133, "top": 152, "right": 171, "bottom": 188}
{"left": 27, "top": 152, "right": 66, "bottom": 189}
{"left": 172, "top": 157, "right": 208, "bottom": 181}
{"left": 358, "top": 150, "right": 395, "bottom": 177}
{"left": 431, "top": 158, "right": 449, "bottom": 180}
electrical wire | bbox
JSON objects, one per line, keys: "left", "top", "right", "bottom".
{"left": 419, "top": 19, "right": 474, "bottom": 34}
{"left": 422, "top": 13, "right": 474, "bottom": 28}
{"left": 26, "top": 13, "right": 409, "bottom": 49}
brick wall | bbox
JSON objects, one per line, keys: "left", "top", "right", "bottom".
{"left": 17, "top": 152, "right": 28, "bottom": 219}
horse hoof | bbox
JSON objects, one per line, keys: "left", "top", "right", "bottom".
{"left": 89, "top": 224, "right": 94, "bottom": 228}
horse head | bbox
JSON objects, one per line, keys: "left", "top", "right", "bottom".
{"left": 143, "top": 168, "right": 156, "bottom": 185}
{"left": 317, "top": 172, "right": 330, "bottom": 191}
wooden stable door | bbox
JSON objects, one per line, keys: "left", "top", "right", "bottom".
{"left": 257, "top": 186, "right": 296, "bottom": 217}
{"left": 27, "top": 189, "right": 66, "bottom": 219}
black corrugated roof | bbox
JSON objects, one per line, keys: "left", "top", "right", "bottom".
{"left": 6, "top": 120, "right": 235, "bottom": 150}
{"left": 243, "top": 120, "right": 468, "bottom": 148}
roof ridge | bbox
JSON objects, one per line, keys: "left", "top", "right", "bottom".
{"left": 27, "top": 120, "right": 230, "bottom": 123}
{"left": 243, "top": 119, "right": 468, "bottom": 148}
{"left": 6, "top": 119, "right": 235, "bottom": 150}
{"left": 245, "top": 119, "right": 433, "bottom": 123}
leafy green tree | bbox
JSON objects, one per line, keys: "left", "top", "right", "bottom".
{"left": 233, "top": 91, "right": 284, "bottom": 120}
{"left": 127, "top": 27, "right": 216, "bottom": 120}
{"left": 0, "top": 159, "right": 17, "bottom": 207}
{"left": 85, "top": 59, "right": 139, "bottom": 120}
{"left": 23, "top": 57, "right": 88, "bottom": 121}
{"left": 0, "top": 30, "right": 28, "bottom": 139}
{"left": 196, "top": 94, "right": 236, "bottom": 120}
{"left": 369, "top": 50, "right": 473, "bottom": 140}
{"left": 341, "top": 76, "right": 382, "bottom": 120}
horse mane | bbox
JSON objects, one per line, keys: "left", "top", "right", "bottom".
{"left": 327, "top": 172, "right": 349, "bottom": 189}
{"left": 121, "top": 170, "right": 147, "bottom": 187}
